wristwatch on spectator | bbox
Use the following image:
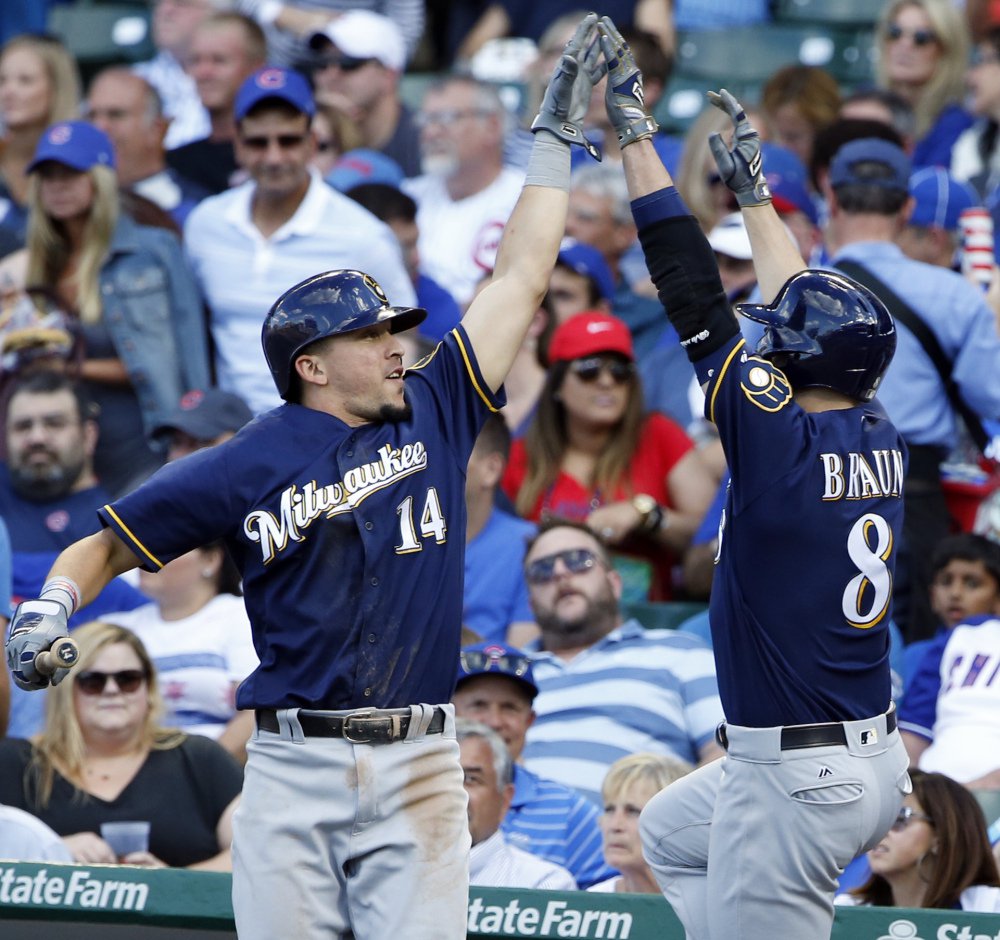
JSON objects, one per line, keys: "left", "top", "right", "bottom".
{"left": 631, "top": 494, "right": 667, "bottom": 535}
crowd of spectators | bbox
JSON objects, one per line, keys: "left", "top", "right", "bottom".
{"left": 0, "top": 0, "right": 999, "bottom": 921}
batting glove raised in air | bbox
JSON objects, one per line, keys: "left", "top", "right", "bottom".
{"left": 598, "top": 16, "right": 658, "bottom": 148}
{"left": 707, "top": 88, "right": 771, "bottom": 209}
{"left": 530, "top": 12, "right": 606, "bottom": 161}
{"left": 6, "top": 599, "right": 71, "bottom": 690}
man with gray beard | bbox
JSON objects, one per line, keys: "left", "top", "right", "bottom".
{"left": 519, "top": 519, "right": 724, "bottom": 805}
{"left": 0, "top": 370, "right": 145, "bottom": 737}
{"left": 403, "top": 76, "right": 525, "bottom": 307}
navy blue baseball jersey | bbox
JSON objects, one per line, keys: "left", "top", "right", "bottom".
{"left": 97, "top": 325, "right": 501, "bottom": 710}
{"left": 695, "top": 335, "right": 906, "bottom": 727}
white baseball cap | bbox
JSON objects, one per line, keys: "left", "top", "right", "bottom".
{"left": 707, "top": 212, "right": 753, "bottom": 261}
{"left": 308, "top": 10, "right": 406, "bottom": 71}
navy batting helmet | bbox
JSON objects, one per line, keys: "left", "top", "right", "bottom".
{"left": 262, "top": 270, "right": 426, "bottom": 400}
{"left": 737, "top": 270, "right": 896, "bottom": 402}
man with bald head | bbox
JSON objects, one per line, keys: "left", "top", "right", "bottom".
{"left": 86, "top": 68, "right": 209, "bottom": 227}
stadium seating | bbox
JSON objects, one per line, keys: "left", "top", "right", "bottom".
{"left": 773, "top": 0, "right": 883, "bottom": 29}
{"left": 624, "top": 600, "right": 709, "bottom": 631}
{"left": 47, "top": 0, "right": 154, "bottom": 81}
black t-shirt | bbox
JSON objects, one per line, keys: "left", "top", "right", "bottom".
{"left": 0, "top": 735, "right": 243, "bottom": 867}
{"left": 166, "top": 138, "right": 239, "bottom": 196}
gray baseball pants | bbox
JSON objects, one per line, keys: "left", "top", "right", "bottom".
{"left": 639, "top": 711, "right": 910, "bottom": 940}
{"left": 231, "top": 703, "right": 470, "bottom": 940}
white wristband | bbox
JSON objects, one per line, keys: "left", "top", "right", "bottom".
{"left": 40, "top": 576, "right": 82, "bottom": 618}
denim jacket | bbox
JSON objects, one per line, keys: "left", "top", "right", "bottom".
{"left": 100, "top": 215, "right": 210, "bottom": 436}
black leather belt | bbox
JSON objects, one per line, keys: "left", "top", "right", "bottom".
{"left": 716, "top": 708, "right": 896, "bottom": 751}
{"left": 256, "top": 707, "right": 446, "bottom": 744}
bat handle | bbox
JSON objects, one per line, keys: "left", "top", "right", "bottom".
{"left": 35, "top": 637, "right": 80, "bottom": 677}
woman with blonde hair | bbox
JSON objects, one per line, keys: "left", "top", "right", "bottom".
{"left": 0, "top": 621, "right": 242, "bottom": 868}
{"left": 761, "top": 64, "right": 842, "bottom": 167}
{"left": 0, "top": 120, "right": 209, "bottom": 495}
{"left": 876, "top": 0, "right": 973, "bottom": 168}
{"left": 0, "top": 34, "right": 80, "bottom": 239}
{"left": 675, "top": 104, "right": 739, "bottom": 233}
{"left": 589, "top": 752, "right": 692, "bottom": 894}
{"left": 501, "top": 310, "right": 715, "bottom": 603}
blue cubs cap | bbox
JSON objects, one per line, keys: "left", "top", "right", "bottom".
{"left": 761, "top": 142, "right": 819, "bottom": 225}
{"left": 908, "top": 166, "right": 980, "bottom": 231}
{"left": 27, "top": 121, "right": 116, "bottom": 174}
{"left": 456, "top": 642, "right": 538, "bottom": 699}
{"left": 326, "top": 149, "right": 404, "bottom": 193}
{"left": 234, "top": 66, "right": 315, "bottom": 121}
{"left": 556, "top": 240, "right": 616, "bottom": 302}
{"left": 829, "top": 137, "right": 911, "bottom": 193}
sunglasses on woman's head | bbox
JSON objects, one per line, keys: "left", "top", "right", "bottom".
{"left": 459, "top": 650, "right": 531, "bottom": 677}
{"left": 569, "top": 356, "right": 634, "bottom": 384}
{"left": 885, "top": 23, "right": 937, "bottom": 46}
{"left": 75, "top": 669, "right": 147, "bottom": 696}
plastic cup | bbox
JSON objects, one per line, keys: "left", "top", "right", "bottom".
{"left": 100, "top": 821, "right": 150, "bottom": 860}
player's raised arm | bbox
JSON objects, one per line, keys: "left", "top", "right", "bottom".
{"left": 706, "top": 88, "right": 806, "bottom": 303}
{"left": 462, "top": 12, "right": 605, "bottom": 392}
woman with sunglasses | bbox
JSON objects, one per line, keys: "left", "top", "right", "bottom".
{"left": 502, "top": 310, "right": 715, "bottom": 603}
{"left": 0, "top": 621, "right": 242, "bottom": 868}
{"left": 104, "top": 541, "right": 257, "bottom": 764}
{"left": 838, "top": 770, "right": 1000, "bottom": 912}
{"left": 876, "top": 0, "right": 973, "bottom": 169}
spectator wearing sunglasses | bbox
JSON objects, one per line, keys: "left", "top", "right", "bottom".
{"left": 502, "top": 311, "right": 716, "bottom": 604}
{"left": 182, "top": 66, "right": 414, "bottom": 415}
{"left": 518, "top": 519, "right": 725, "bottom": 804}
{"left": 837, "top": 770, "right": 1000, "bottom": 912}
{"left": 0, "top": 620, "right": 243, "bottom": 869}
{"left": 453, "top": 641, "right": 615, "bottom": 888}
{"left": 875, "top": 0, "right": 973, "bottom": 170}
{"left": 307, "top": 11, "right": 421, "bottom": 178}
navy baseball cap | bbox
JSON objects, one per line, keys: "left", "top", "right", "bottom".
{"left": 456, "top": 642, "right": 538, "bottom": 699}
{"left": 234, "top": 66, "right": 315, "bottom": 121}
{"left": 761, "top": 142, "right": 819, "bottom": 226}
{"left": 327, "top": 149, "right": 404, "bottom": 193}
{"left": 27, "top": 121, "right": 116, "bottom": 174}
{"left": 829, "top": 138, "right": 911, "bottom": 193}
{"left": 908, "top": 167, "right": 980, "bottom": 231}
{"left": 556, "top": 240, "right": 616, "bottom": 302}
{"left": 153, "top": 388, "right": 254, "bottom": 442}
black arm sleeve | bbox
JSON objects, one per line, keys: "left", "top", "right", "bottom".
{"left": 637, "top": 214, "right": 740, "bottom": 362}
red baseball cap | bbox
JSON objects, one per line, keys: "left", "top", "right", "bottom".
{"left": 548, "top": 311, "right": 634, "bottom": 363}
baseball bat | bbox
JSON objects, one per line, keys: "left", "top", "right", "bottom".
{"left": 35, "top": 637, "right": 80, "bottom": 676}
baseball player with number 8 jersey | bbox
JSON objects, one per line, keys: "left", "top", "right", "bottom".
{"left": 593, "top": 17, "right": 912, "bottom": 940}
{"left": 4, "top": 14, "right": 608, "bottom": 939}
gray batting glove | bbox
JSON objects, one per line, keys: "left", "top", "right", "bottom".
{"left": 707, "top": 88, "right": 771, "bottom": 208}
{"left": 598, "top": 16, "right": 658, "bottom": 148}
{"left": 530, "top": 12, "right": 606, "bottom": 161}
{"left": 6, "top": 599, "right": 71, "bottom": 690}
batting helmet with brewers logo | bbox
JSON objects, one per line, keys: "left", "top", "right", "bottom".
{"left": 262, "top": 269, "right": 427, "bottom": 400}
{"left": 737, "top": 270, "right": 896, "bottom": 403}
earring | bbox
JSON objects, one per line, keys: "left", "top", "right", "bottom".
{"left": 201, "top": 569, "right": 214, "bottom": 578}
